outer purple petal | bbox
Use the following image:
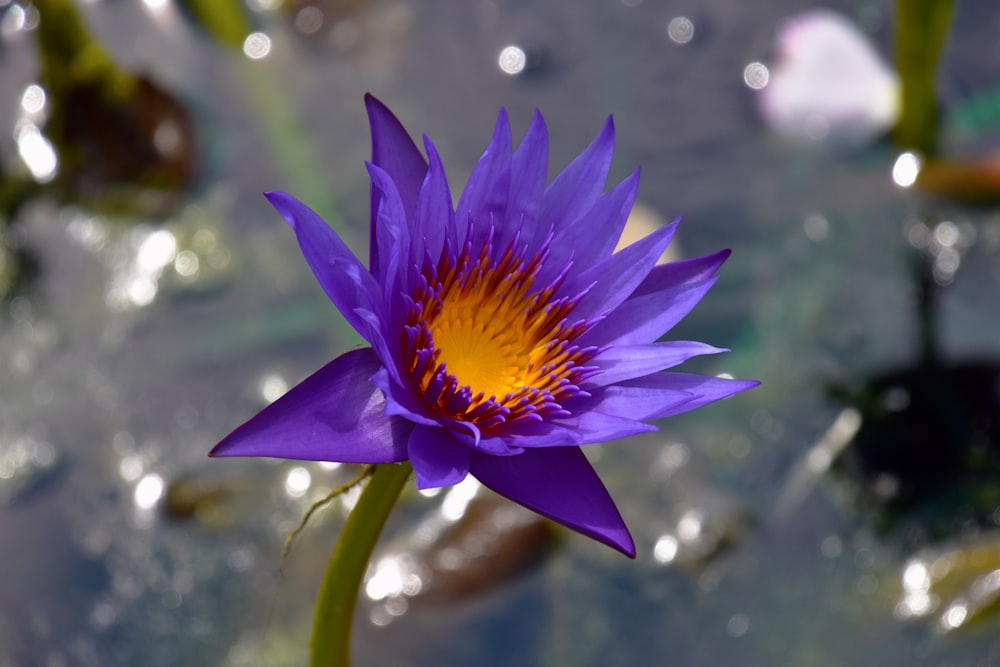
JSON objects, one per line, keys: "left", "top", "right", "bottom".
{"left": 585, "top": 341, "right": 727, "bottom": 388}
{"left": 408, "top": 425, "right": 471, "bottom": 489}
{"left": 579, "top": 249, "right": 730, "bottom": 347}
{"left": 566, "top": 219, "right": 679, "bottom": 321}
{"left": 211, "top": 348, "right": 411, "bottom": 463}
{"left": 455, "top": 109, "right": 512, "bottom": 250}
{"left": 540, "top": 116, "right": 615, "bottom": 234}
{"left": 538, "top": 169, "right": 640, "bottom": 286}
{"left": 555, "top": 410, "right": 658, "bottom": 443}
{"left": 264, "top": 191, "right": 379, "bottom": 339}
{"left": 470, "top": 447, "right": 635, "bottom": 557}
{"left": 365, "top": 94, "right": 427, "bottom": 269}
{"left": 590, "top": 373, "right": 759, "bottom": 421}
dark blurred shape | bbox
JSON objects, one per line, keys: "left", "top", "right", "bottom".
{"left": 33, "top": 0, "right": 196, "bottom": 215}
{"left": 835, "top": 252, "right": 1000, "bottom": 534}
{"left": 163, "top": 473, "right": 248, "bottom": 523}
{"left": 48, "top": 76, "right": 196, "bottom": 211}
{"left": 917, "top": 152, "right": 1000, "bottom": 203}
{"left": 416, "top": 495, "right": 556, "bottom": 602}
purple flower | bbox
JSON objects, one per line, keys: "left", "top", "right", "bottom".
{"left": 211, "top": 95, "right": 758, "bottom": 557}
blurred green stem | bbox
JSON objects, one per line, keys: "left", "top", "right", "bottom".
{"left": 310, "top": 462, "right": 412, "bottom": 667}
{"left": 892, "top": 0, "right": 954, "bottom": 154}
{"left": 33, "top": 0, "right": 136, "bottom": 103}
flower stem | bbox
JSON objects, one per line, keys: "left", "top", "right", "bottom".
{"left": 309, "top": 461, "right": 412, "bottom": 667}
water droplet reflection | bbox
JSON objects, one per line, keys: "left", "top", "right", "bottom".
{"left": 15, "top": 122, "right": 58, "bottom": 183}
{"left": 134, "top": 473, "right": 164, "bottom": 509}
{"left": 243, "top": 32, "right": 272, "bottom": 60}
{"left": 284, "top": 467, "right": 311, "bottom": 498}
{"left": 743, "top": 62, "right": 769, "bottom": 90}
{"left": 892, "top": 152, "right": 921, "bottom": 187}
{"left": 667, "top": 17, "right": 694, "bottom": 44}
{"left": 20, "top": 84, "right": 45, "bottom": 114}
{"left": 498, "top": 45, "right": 526, "bottom": 75}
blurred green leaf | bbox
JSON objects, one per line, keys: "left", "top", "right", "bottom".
{"left": 891, "top": 0, "right": 954, "bottom": 154}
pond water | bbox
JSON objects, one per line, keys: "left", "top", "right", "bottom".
{"left": 3, "top": 1, "right": 1000, "bottom": 665}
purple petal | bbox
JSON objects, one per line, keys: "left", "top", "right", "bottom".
{"left": 489, "top": 420, "right": 583, "bottom": 448}
{"left": 555, "top": 410, "right": 659, "bottom": 443}
{"left": 541, "top": 116, "right": 615, "bottom": 234}
{"left": 508, "top": 110, "right": 549, "bottom": 248}
{"left": 455, "top": 109, "right": 512, "bottom": 249}
{"left": 365, "top": 94, "right": 427, "bottom": 267}
{"left": 590, "top": 372, "right": 759, "bottom": 421}
{"left": 579, "top": 250, "right": 730, "bottom": 347}
{"left": 538, "top": 169, "right": 640, "bottom": 286}
{"left": 366, "top": 163, "right": 411, "bottom": 291}
{"left": 470, "top": 447, "right": 635, "bottom": 557}
{"left": 565, "top": 219, "right": 679, "bottom": 322}
{"left": 211, "top": 348, "right": 411, "bottom": 463}
{"left": 585, "top": 341, "right": 727, "bottom": 388}
{"left": 408, "top": 425, "right": 471, "bottom": 489}
{"left": 411, "top": 136, "right": 456, "bottom": 268}
{"left": 264, "top": 192, "right": 379, "bottom": 339}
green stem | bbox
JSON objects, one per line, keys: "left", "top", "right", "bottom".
{"left": 309, "top": 462, "right": 412, "bottom": 667}
{"left": 891, "top": 0, "right": 954, "bottom": 154}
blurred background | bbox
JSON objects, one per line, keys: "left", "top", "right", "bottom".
{"left": 2, "top": 0, "right": 1000, "bottom": 665}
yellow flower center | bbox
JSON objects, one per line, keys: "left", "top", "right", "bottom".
{"left": 403, "top": 233, "right": 593, "bottom": 427}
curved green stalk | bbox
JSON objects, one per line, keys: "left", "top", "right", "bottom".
{"left": 310, "top": 462, "right": 412, "bottom": 667}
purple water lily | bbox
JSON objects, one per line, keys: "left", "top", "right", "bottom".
{"left": 212, "top": 95, "right": 757, "bottom": 557}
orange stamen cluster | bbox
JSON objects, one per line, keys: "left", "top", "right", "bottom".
{"left": 400, "top": 228, "right": 597, "bottom": 431}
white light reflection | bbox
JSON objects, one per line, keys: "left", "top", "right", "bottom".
{"left": 173, "top": 249, "right": 199, "bottom": 278}
{"left": 365, "top": 553, "right": 422, "bottom": 600}
{"left": 136, "top": 229, "right": 178, "bottom": 272}
{"left": 258, "top": 373, "right": 288, "bottom": 403}
{"left": 15, "top": 123, "right": 57, "bottom": 183}
{"left": 743, "top": 62, "right": 769, "bottom": 90}
{"left": 134, "top": 473, "right": 164, "bottom": 509}
{"left": 284, "top": 467, "right": 311, "bottom": 498}
{"left": 441, "top": 476, "right": 480, "bottom": 521}
{"left": 243, "top": 32, "right": 271, "bottom": 60}
{"left": 1, "top": 3, "right": 24, "bottom": 34}
{"left": 667, "top": 17, "right": 694, "bottom": 44}
{"left": 940, "top": 603, "right": 968, "bottom": 630}
{"left": 142, "top": 0, "right": 168, "bottom": 10}
{"left": 498, "top": 45, "right": 526, "bottom": 75}
{"left": 20, "top": 84, "right": 45, "bottom": 114}
{"left": 892, "top": 152, "right": 921, "bottom": 187}
{"left": 677, "top": 509, "right": 704, "bottom": 542}
{"left": 653, "top": 534, "right": 679, "bottom": 564}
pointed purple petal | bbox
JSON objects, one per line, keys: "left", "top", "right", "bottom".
{"left": 590, "top": 372, "right": 759, "bottom": 421}
{"left": 211, "top": 348, "right": 411, "bottom": 463}
{"left": 508, "top": 110, "right": 549, "bottom": 248}
{"left": 264, "top": 191, "right": 379, "bottom": 339}
{"left": 490, "top": 420, "right": 583, "bottom": 448}
{"left": 411, "top": 136, "right": 455, "bottom": 268}
{"left": 470, "top": 447, "right": 635, "bottom": 557}
{"left": 408, "top": 425, "right": 471, "bottom": 489}
{"left": 565, "top": 219, "right": 679, "bottom": 322}
{"left": 366, "top": 163, "right": 410, "bottom": 291}
{"left": 455, "top": 109, "right": 512, "bottom": 249}
{"left": 555, "top": 411, "right": 659, "bottom": 443}
{"left": 365, "top": 94, "right": 427, "bottom": 217}
{"left": 536, "top": 170, "right": 641, "bottom": 287}
{"left": 541, "top": 116, "right": 615, "bottom": 234}
{"left": 579, "top": 250, "right": 730, "bottom": 347}
{"left": 585, "top": 341, "right": 727, "bottom": 388}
